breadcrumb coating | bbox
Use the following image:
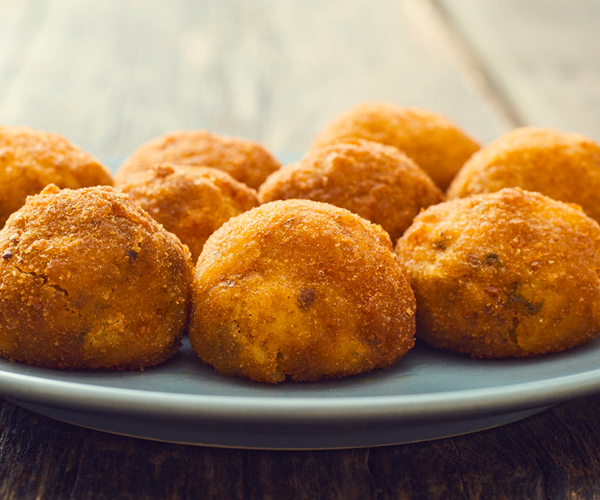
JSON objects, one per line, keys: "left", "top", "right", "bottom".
{"left": 311, "top": 102, "right": 480, "bottom": 190}
{"left": 190, "top": 199, "right": 416, "bottom": 383}
{"left": 117, "top": 130, "right": 280, "bottom": 189}
{"left": 447, "top": 127, "right": 600, "bottom": 223}
{"left": 0, "top": 126, "right": 113, "bottom": 228}
{"left": 0, "top": 185, "right": 193, "bottom": 370}
{"left": 396, "top": 188, "right": 600, "bottom": 358}
{"left": 259, "top": 140, "right": 444, "bottom": 242}
{"left": 117, "top": 163, "right": 259, "bottom": 261}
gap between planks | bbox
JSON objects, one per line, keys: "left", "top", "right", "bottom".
{"left": 416, "top": 0, "right": 525, "bottom": 132}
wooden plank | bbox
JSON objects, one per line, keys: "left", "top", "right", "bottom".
{"left": 0, "top": 1, "right": 50, "bottom": 100}
{"left": 4, "top": 396, "right": 600, "bottom": 498}
{"left": 439, "top": 0, "right": 600, "bottom": 141}
{"left": 0, "top": 0, "right": 508, "bottom": 162}
{"left": 0, "top": 0, "right": 146, "bottom": 161}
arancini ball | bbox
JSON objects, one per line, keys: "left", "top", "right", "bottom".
{"left": 311, "top": 102, "right": 480, "bottom": 190}
{"left": 189, "top": 199, "right": 416, "bottom": 383}
{"left": 0, "top": 126, "right": 113, "bottom": 228}
{"left": 0, "top": 185, "right": 193, "bottom": 370}
{"left": 117, "top": 129, "right": 280, "bottom": 189}
{"left": 396, "top": 188, "right": 600, "bottom": 358}
{"left": 259, "top": 140, "right": 444, "bottom": 242}
{"left": 447, "top": 127, "right": 600, "bottom": 223}
{"left": 116, "top": 163, "right": 259, "bottom": 261}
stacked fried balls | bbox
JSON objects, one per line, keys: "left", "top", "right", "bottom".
{"left": 1, "top": 107, "right": 600, "bottom": 382}
{"left": 0, "top": 126, "right": 113, "bottom": 228}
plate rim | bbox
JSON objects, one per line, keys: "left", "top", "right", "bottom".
{"left": 2, "top": 360, "right": 600, "bottom": 425}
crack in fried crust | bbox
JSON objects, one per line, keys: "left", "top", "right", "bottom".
{"left": 0, "top": 185, "right": 193, "bottom": 370}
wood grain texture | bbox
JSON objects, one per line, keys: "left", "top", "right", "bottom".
{"left": 0, "top": 1, "right": 50, "bottom": 101}
{"left": 0, "top": 0, "right": 508, "bottom": 161}
{"left": 2, "top": 0, "right": 600, "bottom": 498}
{"left": 438, "top": 0, "right": 600, "bottom": 141}
{"left": 3, "top": 396, "right": 600, "bottom": 499}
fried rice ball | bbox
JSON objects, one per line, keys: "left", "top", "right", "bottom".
{"left": 0, "top": 185, "right": 193, "bottom": 370}
{"left": 116, "top": 163, "right": 259, "bottom": 261}
{"left": 117, "top": 130, "right": 281, "bottom": 189}
{"left": 189, "top": 199, "right": 416, "bottom": 383}
{"left": 258, "top": 140, "right": 444, "bottom": 242}
{"left": 311, "top": 102, "right": 480, "bottom": 190}
{"left": 0, "top": 126, "right": 113, "bottom": 228}
{"left": 447, "top": 127, "right": 600, "bottom": 223}
{"left": 396, "top": 188, "right": 600, "bottom": 358}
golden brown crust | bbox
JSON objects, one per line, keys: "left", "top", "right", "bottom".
{"left": 396, "top": 188, "right": 600, "bottom": 358}
{"left": 116, "top": 163, "right": 259, "bottom": 261}
{"left": 258, "top": 140, "right": 444, "bottom": 242}
{"left": 0, "top": 126, "right": 113, "bottom": 228}
{"left": 189, "top": 199, "right": 416, "bottom": 383}
{"left": 117, "top": 130, "right": 281, "bottom": 189}
{"left": 0, "top": 185, "right": 193, "bottom": 370}
{"left": 447, "top": 127, "right": 600, "bottom": 223}
{"left": 311, "top": 102, "right": 480, "bottom": 190}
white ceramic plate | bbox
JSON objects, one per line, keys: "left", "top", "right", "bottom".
{"left": 1, "top": 337, "right": 600, "bottom": 449}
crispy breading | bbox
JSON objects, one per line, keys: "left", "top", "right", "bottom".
{"left": 0, "top": 185, "right": 193, "bottom": 370}
{"left": 0, "top": 126, "right": 113, "bottom": 228}
{"left": 396, "top": 188, "right": 600, "bottom": 358}
{"left": 117, "top": 163, "right": 259, "bottom": 261}
{"left": 189, "top": 199, "right": 416, "bottom": 383}
{"left": 311, "top": 102, "right": 480, "bottom": 190}
{"left": 259, "top": 140, "right": 444, "bottom": 242}
{"left": 447, "top": 127, "right": 600, "bottom": 223}
{"left": 116, "top": 130, "right": 280, "bottom": 189}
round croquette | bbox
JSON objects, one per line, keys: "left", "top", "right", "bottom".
{"left": 447, "top": 127, "right": 600, "bottom": 223}
{"left": 116, "top": 163, "right": 259, "bottom": 261}
{"left": 0, "top": 126, "right": 113, "bottom": 228}
{"left": 0, "top": 185, "right": 193, "bottom": 370}
{"left": 396, "top": 188, "right": 600, "bottom": 358}
{"left": 311, "top": 102, "right": 480, "bottom": 190}
{"left": 189, "top": 199, "right": 416, "bottom": 383}
{"left": 117, "top": 130, "right": 281, "bottom": 189}
{"left": 259, "top": 140, "right": 444, "bottom": 242}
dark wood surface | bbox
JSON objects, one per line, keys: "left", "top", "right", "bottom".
{"left": 1, "top": 0, "right": 600, "bottom": 498}
{"left": 3, "top": 395, "right": 600, "bottom": 499}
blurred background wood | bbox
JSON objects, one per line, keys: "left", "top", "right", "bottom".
{"left": 1, "top": 0, "right": 600, "bottom": 498}
{"left": 3, "top": 395, "right": 600, "bottom": 499}
{"left": 439, "top": 0, "right": 600, "bottom": 140}
{"left": 0, "top": 0, "right": 510, "bottom": 162}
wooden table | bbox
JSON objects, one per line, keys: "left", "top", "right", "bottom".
{"left": 1, "top": 0, "right": 600, "bottom": 498}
